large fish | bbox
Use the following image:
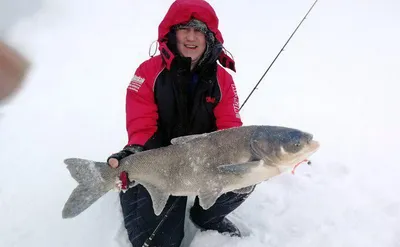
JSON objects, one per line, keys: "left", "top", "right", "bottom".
{"left": 62, "top": 125, "right": 320, "bottom": 219}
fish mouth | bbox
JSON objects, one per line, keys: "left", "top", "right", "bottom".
{"left": 277, "top": 140, "right": 320, "bottom": 173}
{"left": 296, "top": 140, "right": 320, "bottom": 162}
{"left": 307, "top": 140, "right": 320, "bottom": 153}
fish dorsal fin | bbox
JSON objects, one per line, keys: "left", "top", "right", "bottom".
{"left": 217, "top": 161, "right": 261, "bottom": 175}
{"left": 170, "top": 133, "right": 209, "bottom": 145}
{"left": 198, "top": 187, "right": 223, "bottom": 210}
{"left": 139, "top": 182, "right": 169, "bottom": 216}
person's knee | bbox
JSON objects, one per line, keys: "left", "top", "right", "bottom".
{"left": 120, "top": 188, "right": 187, "bottom": 247}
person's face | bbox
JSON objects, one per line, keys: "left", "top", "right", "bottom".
{"left": 175, "top": 27, "right": 206, "bottom": 65}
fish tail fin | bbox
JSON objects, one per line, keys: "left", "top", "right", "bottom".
{"left": 62, "top": 158, "right": 113, "bottom": 219}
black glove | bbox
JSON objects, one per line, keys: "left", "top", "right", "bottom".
{"left": 107, "top": 144, "right": 144, "bottom": 166}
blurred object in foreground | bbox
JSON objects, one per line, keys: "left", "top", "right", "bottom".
{"left": 0, "top": 40, "right": 30, "bottom": 102}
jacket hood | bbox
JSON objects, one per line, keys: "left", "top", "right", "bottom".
{"left": 156, "top": 0, "right": 236, "bottom": 72}
{"left": 158, "top": 0, "right": 224, "bottom": 44}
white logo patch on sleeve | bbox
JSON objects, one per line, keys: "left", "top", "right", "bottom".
{"left": 231, "top": 84, "right": 241, "bottom": 119}
{"left": 128, "top": 75, "right": 146, "bottom": 92}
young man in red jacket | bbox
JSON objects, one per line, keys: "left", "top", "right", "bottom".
{"left": 107, "top": 1, "right": 254, "bottom": 246}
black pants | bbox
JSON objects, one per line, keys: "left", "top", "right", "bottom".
{"left": 119, "top": 184, "right": 253, "bottom": 247}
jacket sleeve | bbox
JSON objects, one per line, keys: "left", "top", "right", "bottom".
{"left": 125, "top": 62, "right": 158, "bottom": 146}
{"left": 213, "top": 70, "right": 243, "bottom": 130}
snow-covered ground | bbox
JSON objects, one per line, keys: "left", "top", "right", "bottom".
{"left": 1, "top": 0, "right": 400, "bottom": 246}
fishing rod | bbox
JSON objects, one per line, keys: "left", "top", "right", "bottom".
{"left": 142, "top": 1, "right": 320, "bottom": 246}
{"left": 239, "top": 0, "right": 320, "bottom": 111}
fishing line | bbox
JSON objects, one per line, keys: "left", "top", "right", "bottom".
{"left": 239, "top": 0, "right": 320, "bottom": 111}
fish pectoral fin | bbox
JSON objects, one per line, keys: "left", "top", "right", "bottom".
{"left": 170, "top": 133, "right": 208, "bottom": 145}
{"left": 140, "top": 183, "right": 169, "bottom": 216}
{"left": 233, "top": 185, "right": 256, "bottom": 194}
{"left": 198, "top": 188, "right": 222, "bottom": 210}
{"left": 217, "top": 161, "right": 261, "bottom": 175}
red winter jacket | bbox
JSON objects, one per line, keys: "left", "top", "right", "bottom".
{"left": 125, "top": 0, "right": 242, "bottom": 149}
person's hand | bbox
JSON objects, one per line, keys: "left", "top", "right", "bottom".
{"left": 108, "top": 157, "right": 119, "bottom": 168}
{"left": 107, "top": 144, "right": 144, "bottom": 168}
{"left": 0, "top": 41, "right": 30, "bottom": 101}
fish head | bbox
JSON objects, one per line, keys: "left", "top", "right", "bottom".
{"left": 250, "top": 126, "right": 320, "bottom": 172}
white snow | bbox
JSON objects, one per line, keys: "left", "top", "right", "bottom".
{"left": 1, "top": 0, "right": 400, "bottom": 246}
